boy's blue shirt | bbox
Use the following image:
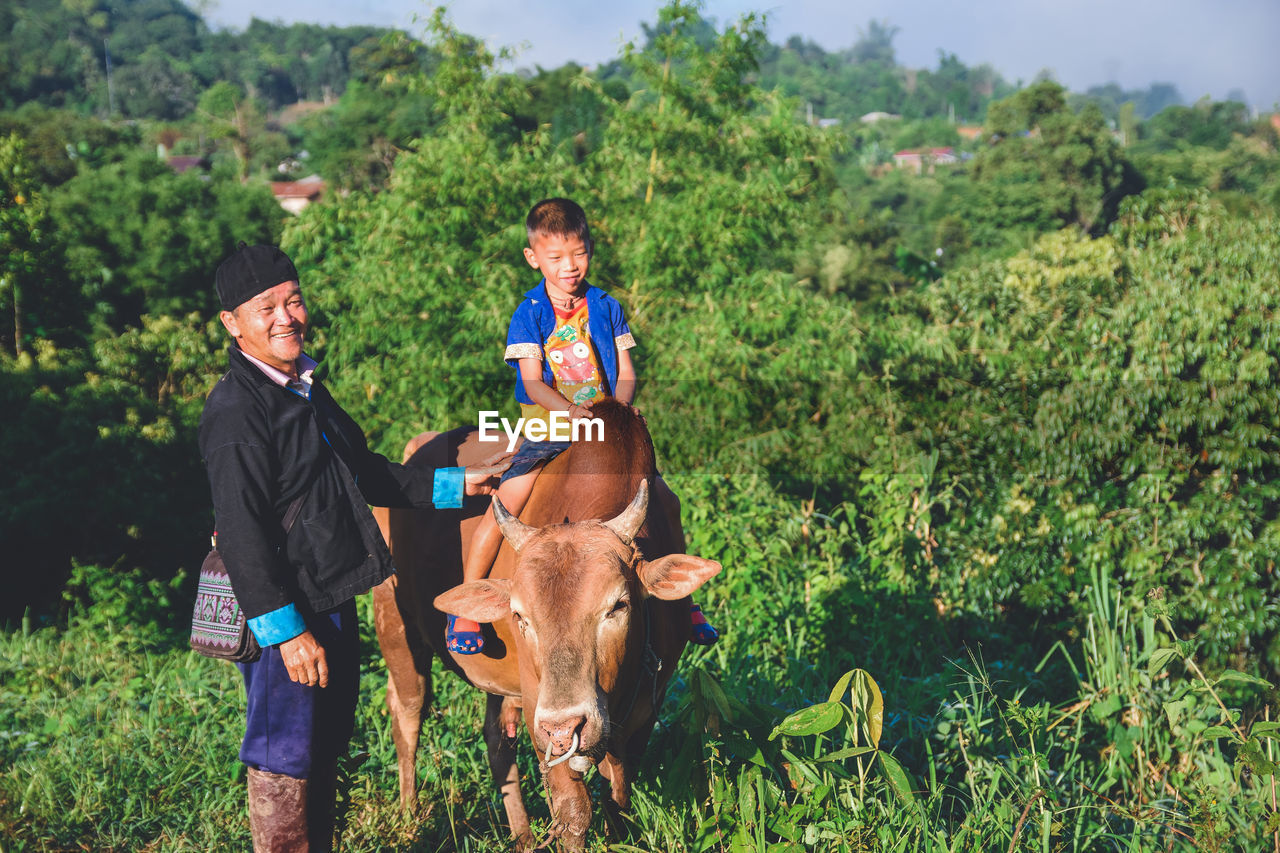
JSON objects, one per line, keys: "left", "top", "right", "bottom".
{"left": 504, "top": 280, "right": 632, "bottom": 405}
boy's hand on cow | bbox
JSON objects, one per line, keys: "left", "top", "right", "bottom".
{"left": 567, "top": 401, "right": 593, "bottom": 422}
{"left": 279, "top": 629, "right": 329, "bottom": 688}
{"left": 464, "top": 450, "right": 514, "bottom": 496}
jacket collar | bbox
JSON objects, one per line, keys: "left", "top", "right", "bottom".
{"left": 522, "top": 279, "right": 602, "bottom": 306}
{"left": 227, "top": 344, "right": 318, "bottom": 389}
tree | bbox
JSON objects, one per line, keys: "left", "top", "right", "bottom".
{"left": 48, "top": 152, "right": 282, "bottom": 333}
{"left": 196, "top": 81, "right": 261, "bottom": 180}
{"left": 0, "top": 104, "right": 141, "bottom": 188}
{"left": 296, "top": 33, "right": 439, "bottom": 190}
{"left": 0, "top": 134, "right": 68, "bottom": 355}
{"left": 970, "top": 81, "right": 1144, "bottom": 236}
{"left": 849, "top": 19, "right": 898, "bottom": 65}
{"left": 1137, "top": 97, "right": 1252, "bottom": 152}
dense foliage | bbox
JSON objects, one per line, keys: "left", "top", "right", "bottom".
{"left": 1, "top": 0, "right": 387, "bottom": 116}
{"left": 4, "top": 1, "right": 1280, "bottom": 849}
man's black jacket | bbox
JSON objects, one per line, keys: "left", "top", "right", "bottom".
{"left": 198, "top": 346, "right": 444, "bottom": 620}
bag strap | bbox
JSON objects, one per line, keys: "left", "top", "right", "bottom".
{"left": 210, "top": 495, "right": 304, "bottom": 549}
{"left": 281, "top": 495, "right": 305, "bottom": 534}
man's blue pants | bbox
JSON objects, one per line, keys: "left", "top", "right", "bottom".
{"left": 237, "top": 599, "right": 360, "bottom": 778}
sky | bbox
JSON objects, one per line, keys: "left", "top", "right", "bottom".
{"left": 202, "top": 0, "right": 1280, "bottom": 111}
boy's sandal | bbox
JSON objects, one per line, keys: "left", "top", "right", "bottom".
{"left": 689, "top": 604, "right": 720, "bottom": 646}
{"left": 446, "top": 614, "right": 484, "bottom": 655}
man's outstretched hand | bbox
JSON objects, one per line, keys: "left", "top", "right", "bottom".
{"left": 464, "top": 450, "right": 514, "bottom": 496}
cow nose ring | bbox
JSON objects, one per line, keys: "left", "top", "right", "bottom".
{"left": 545, "top": 731, "right": 580, "bottom": 767}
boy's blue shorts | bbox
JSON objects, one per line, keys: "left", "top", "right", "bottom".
{"left": 500, "top": 439, "right": 571, "bottom": 484}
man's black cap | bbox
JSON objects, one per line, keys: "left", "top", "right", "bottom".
{"left": 215, "top": 242, "right": 299, "bottom": 311}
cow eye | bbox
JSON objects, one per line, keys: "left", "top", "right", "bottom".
{"left": 606, "top": 599, "right": 630, "bottom": 618}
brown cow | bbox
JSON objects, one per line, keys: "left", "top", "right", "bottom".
{"left": 372, "top": 399, "right": 721, "bottom": 850}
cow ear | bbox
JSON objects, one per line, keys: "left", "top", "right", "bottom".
{"left": 434, "top": 579, "right": 513, "bottom": 623}
{"left": 637, "top": 555, "right": 722, "bottom": 600}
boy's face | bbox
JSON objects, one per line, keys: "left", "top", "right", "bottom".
{"left": 524, "top": 232, "right": 591, "bottom": 300}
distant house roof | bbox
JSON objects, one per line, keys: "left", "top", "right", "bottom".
{"left": 270, "top": 180, "right": 324, "bottom": 200}
{"left": 270, "top": 175, "right": 326, "bottom": 214}
{"left": 892, "top": 148, "right": 959, "bottom": 172}
{"left": 893, "top": 147, "right": 956, "bottom": 158}
{"left": 165, "top": 155, "right": 208, "bottom": 174}
{"left": 860, "top": 111, "right": 900, "bottom": 123}
{"left": 956, "top": 125, "right": 983, "bottom": 141}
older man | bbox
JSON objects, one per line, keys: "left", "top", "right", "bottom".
{"left": 199, "top": 243, "right": 507, "bottom": 851}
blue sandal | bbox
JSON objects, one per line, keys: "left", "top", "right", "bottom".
{"left": 690, "top": 604, "right": 719, "bottom": 646}
{"left": 446, "top": 614, "right": 484, "bottom": 655}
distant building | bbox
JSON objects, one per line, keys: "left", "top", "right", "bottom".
{"left": 156, "top": 143, "right": 209, "bottom": 174}
{"left": 956, "top": 125, "right": 984, "bottom": 141}
{"left": 270, "top": 175, "right": 325, "bottom": 215}
{"left": 163, "top": 155, "right": 209, "bottom": 174}
{"left": 893, "top": 147, "right": 959, "bottom": 174}
{"left": 860, "top": 111, "right": 900, "bottom": 123}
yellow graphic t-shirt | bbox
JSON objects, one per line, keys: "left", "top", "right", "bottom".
{"left": 520, "top": 302, "right": 605, "bottom": 438}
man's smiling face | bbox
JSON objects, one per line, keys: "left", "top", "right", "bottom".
{"left": 219, "top": 280, "right": 309, "bottom": 376}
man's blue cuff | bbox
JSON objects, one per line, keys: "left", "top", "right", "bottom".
{"left": 433, "top": 466, "right": 465, "bottom": 509}
{"left": 248, "top": 604, "right": 306, "bottom": 646}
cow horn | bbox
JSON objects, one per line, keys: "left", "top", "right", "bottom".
{"left": 603, "top": 479, "right": 649, "bottom": 544}
{"left": 492, "top": 495, "right": 535, "bottom": 552}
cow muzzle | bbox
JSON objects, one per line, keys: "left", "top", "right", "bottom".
{"left": 539, "top": 713, "right": 586, "bottom": 764}
{"left": 535, "top": 703, "right": 603, "bottom": 773}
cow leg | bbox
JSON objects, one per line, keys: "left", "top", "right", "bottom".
{"left": 542, "top": 764, "right": 592, "bottom": 852}
{"left": 485, "top": 694, "right": 533, "bottom": 848}
{"left": 373, "top": 576, "right": 430, "bottom": 812}
{"left": 596, "top": 752, "right": 632, "bottom": 836}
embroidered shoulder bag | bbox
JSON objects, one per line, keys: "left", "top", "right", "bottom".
{"left": 189, "top": 496, "right": 305, "bottom": 662}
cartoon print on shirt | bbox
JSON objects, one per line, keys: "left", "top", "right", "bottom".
{"left": 572, "top": 386, "right": 600, "bottom": 405}
{"left": 548, "top": 339, "right": 599, "bottom": 385}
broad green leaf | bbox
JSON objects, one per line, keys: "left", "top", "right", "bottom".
{"left": 765, "top": 811, "right": 802, "bottom": 843}
{"left": 878, "top": 752, "right": 923, "bottom": 819}
{"left": 770, "top": 701, "right": 846, "bottom": 739}
{"left": 850, "top": 669, "right": 885, "bottom": 747}
{"left": 1250, "top": 721, "right": 1280, "bottom": 740}
{"left": 1163, "top": 696, "right": 1193, "bottom": 728}
{"left": 816, "top": 745, "right": 878, "bottom": 762}
{"left": 1090, "top": 693, "right": 1123, "bottom": 722}
{"left": 1236, "top": 741, "right": 1279, "bottom": 777}
{"left": 1147, "top": 646, "right": 1180, "bottom": 678}
{"left": 1214, "top": 670, "right": 1274, "bottom": 690}
{"left": 1201, "top": 725, "right": 1237, "bottom": 741}
{"left": 827, "top": 669, "right": 856, "bottom": 704}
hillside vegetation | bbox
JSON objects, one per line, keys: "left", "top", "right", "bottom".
{"left": 3, "top": 2, "right": 1280, "bottom": 850}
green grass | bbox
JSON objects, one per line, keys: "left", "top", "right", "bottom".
{"left": 2, "top": 475, "right": 1276, "bottom": 851}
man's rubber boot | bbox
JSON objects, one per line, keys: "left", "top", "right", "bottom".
{"left": 248, "top": 767, "right": 310, "bottom": 852}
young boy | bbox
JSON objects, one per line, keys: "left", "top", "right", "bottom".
{"left": 446, "top": 197, "right": 718, "bottom": 654}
